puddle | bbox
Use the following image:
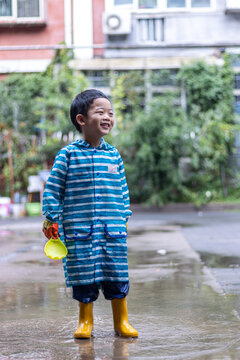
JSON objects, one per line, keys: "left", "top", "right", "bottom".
{"left": 18, "top": 259, "right": 47, "bottom": 266}
{"left": 0, "top": 245, "right": 35, "bottom": 264}
{"left": 128, "top": 228, "right": 174, "bottom": 237}
{"left": 166, "top": 222, "right": 199, "bottom": 228}
{"left": 0, "top": 273, "right": 240, "bottom": 359}
{"left": 199, "top": 252, "right": 240, "bottom": 268}
{"left": 199, "top": 252, "right": 240, "bottom": 295}
{"left": 0, "top": 225, "right": 240, "bottom": 359}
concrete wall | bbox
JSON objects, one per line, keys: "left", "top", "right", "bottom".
{"left": 103, "top": 0, "right": 240, "bottom": 59}
{"left": 72, "top": 0, "right": 93, "bottom": 59}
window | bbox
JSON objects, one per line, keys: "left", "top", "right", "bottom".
{"left": 167, "top": 0, "right": 186, "bottom": 7}
{"left": 84, "top": 71, "right": 110, "bottom": 88}
{"left": 110, "top": 0, "right": 213, "bottom": 10}
{"left": 17, "top": 0, "right": 39, "bottom": 17}
{"left": 139, "top": 0, "right": 157, "bottom": 8}
{"left": 234, "top": 96, "right": 240, "bottom": 115}
{"left": 0, "top": 0, "right": 11, "bottom": 16}
{"left": 151, "top": 69, "right": 178, "bottom": 86}
{"left": 0, "top": 0, "right": 41, "bottom": 18}
{"left": 191, "top": 0, "right": 210, "bottom": 7}
{"left": 137, "top": 17, "right": 164, "bottom": 42}
{"left": 167, "top": 0, "right": 210, "bottom": 7}
{"left": 234, "top": 74, "right": 240, "bottom": 89}
{"left": 114, "top": 0, "right": 133, "bottom": 4}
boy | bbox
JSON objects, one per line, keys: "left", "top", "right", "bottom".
{"left": 42, "top": 89, "right": 138, "bottom": 339}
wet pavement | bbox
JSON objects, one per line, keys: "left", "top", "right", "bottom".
{"left": 0, "top": 211, "right": 240, "bottom": 359}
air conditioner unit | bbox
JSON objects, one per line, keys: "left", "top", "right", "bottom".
{"left": 103, "top": 11, "right": 131, "bottom": 35}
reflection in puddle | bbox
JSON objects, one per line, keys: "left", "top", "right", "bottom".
{"left": 0, "top": 245, "right": 34, "bottom": 264}
{"left": 128, "top": 228, "right": 174, "bottom": 236}
{"left": 75, "top": 337, "right": 137, "bottom": 360}
{"left": 166, "top": 222, "right": 198, "bottom": 228}
{"left": 75, "top": 339, "right": 95, "bottom": 360}
{"left": 0, "top": 282, "right": 70, "bottom": 321}
{"left": 199, "top": 252, "right": 240, "bottom": 268}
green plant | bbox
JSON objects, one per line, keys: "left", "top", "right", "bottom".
{"left": 0, "top": 48, "right": 88, "bottom": 196}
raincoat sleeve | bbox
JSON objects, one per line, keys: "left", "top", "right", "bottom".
{"left": 117, "top": 152, "right": 132, "bottom": 222}
{"left": 42, "top": 148, "right": 70, "bottom": 223}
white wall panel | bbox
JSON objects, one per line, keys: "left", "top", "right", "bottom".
{"left": 73, "top": 0, "right": 93, "bottom": 59}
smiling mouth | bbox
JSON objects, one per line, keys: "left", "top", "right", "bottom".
{"left": 101, "top": 123, "right": 111, "bottom": 129}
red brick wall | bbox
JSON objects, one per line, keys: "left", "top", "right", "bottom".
{"left": 0, "top": 0, "right": 65, "bottom": 61}
{"left": 0, "top": 74, "right": 7, "bottom": 80}
{"left": 92, "top": 0, "right": 105, "bottom": 58}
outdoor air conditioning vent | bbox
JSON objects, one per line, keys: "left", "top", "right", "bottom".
{"left": 103, "top": 11, "right": 131, "bottom": 35}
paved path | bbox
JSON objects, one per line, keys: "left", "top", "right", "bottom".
{"left": 0, "top": 212, "right": 239, "bottom": 359}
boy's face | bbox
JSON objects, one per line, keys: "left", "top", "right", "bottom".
{"left": 76, "top": 98, "right": 115, "bottom": 144}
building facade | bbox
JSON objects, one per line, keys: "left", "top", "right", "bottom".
{"left": 1, "top": 0, "right": 240, "bottom": 97}
{"left": 0, "top": 0, "right": 67, "bottom": 79}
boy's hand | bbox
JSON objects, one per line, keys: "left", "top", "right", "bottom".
{"left": 42, "top": 219, "right": 59, "bottom": 239}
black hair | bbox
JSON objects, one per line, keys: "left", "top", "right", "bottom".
{"left": 70, "top": 89, "right": 111, "bottom": 133}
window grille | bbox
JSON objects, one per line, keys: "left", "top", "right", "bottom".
{"left": 0, "top": 0, "right": 40, "bottom": 17}
{"left": 17, "top": 0, "right": 39, "bottom": 17}
{"left": 84, "top": 71, "right": 110, "bottom": 88}
{"left": 0, "top": 0, "right": 12, "bottom": 16}
{"left": 137, "top": 17, "right": 164, "bottom": 42}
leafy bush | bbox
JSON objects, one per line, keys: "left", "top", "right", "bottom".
{"left": 113, "top": 57, "right": 238, "bottom": 205}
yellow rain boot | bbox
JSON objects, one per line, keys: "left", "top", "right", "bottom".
{"left": 74, "top": 302, "right": 93, "bottom": 339}
{"left": 111, "top": 298, "right": 138, "bottom": 338}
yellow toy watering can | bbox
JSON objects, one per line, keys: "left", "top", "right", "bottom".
{"left": 44, "top": 237, "right": 67, "bottom": 260}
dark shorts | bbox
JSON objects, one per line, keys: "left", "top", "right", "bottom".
{"left": 72, "top": 281, "right": 129, "bottom": 303}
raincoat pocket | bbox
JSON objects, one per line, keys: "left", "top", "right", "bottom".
{"left": 104, "top": 224, "right": 127, "bottom": 256}
{"left": 65, "top": 225, "right": 93, "bottom": 258}
{"left": 104, "top": 224, "right": 127, "bottom": 239}
{"left": 65, "top": 225, "right": 93, "bottom": 241}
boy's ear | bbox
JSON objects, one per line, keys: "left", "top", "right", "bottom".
{"left": 76, "top": 114, "right": 86, "bottom": 127}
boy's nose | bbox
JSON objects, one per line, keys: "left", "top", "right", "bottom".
{"left": 103, "top": 113, "right": 110, "bottom": 120}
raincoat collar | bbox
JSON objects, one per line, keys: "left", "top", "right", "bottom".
{"left": 72, "top": 138, "right": 109, "bottom": 150}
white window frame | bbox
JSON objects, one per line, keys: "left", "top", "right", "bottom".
{"left": 163, "top": 0, "right": 215, "bottom": 12}
{"left": 0, "top": 0, "right": 45, "bottom": 22}
{"left": 105, "top": 0, "right": 216, "bottom": 12}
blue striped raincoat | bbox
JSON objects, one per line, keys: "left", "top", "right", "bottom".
{"left": 42, "top": 138, "right": 132, "bottom": 287}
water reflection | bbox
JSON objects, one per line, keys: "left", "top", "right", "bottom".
{"left": 0, "top": 282, "right": 69, "bottom": 321}
{"left": 75, "top": 339, "right": 95, "bottom": 360}
{"left": 75, "top": 337, "right": 137, "bottom": 360}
